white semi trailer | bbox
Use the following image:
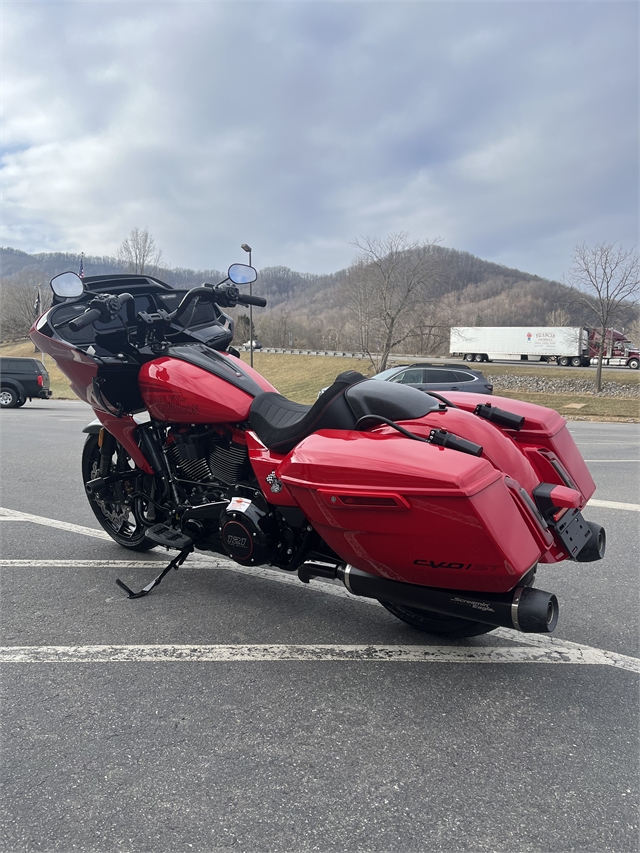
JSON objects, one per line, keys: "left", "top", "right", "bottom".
{"left": 449, "top": 326, "right": 590, "bottom": 366}
{"left": 449, "top": 326, "right": 640, "bottom": 368}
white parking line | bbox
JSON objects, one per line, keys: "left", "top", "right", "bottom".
{"left": 587, "top": 499, "right": 640, "bottom": 512}
{"left": 0, "top": 507, "right": 111, "bottom": 539}
{"left": 2, "top": 498, "right": 640, "bottom": 539}
{"left": 1, "top": 508, "right": 639, "bottom": 673}
{"left": 0, "top": 560, "right": 169, "bottom": 568}
{"left": 0, "top": 643, "right": 638, "bottom": 671}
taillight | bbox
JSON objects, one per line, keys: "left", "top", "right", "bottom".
{"left": 37, "top": 375, "right": 43, "bottom": 386}
{"left": 485, "top": 384, "right": 493, "bottom": 392}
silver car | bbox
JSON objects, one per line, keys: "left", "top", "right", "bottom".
{"left": 372, "top": 363, "right": 493, "bottom": 395}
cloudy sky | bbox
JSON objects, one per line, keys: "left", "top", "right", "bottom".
{"left": 2, "top": 1, "right": 637, "bottom": 279}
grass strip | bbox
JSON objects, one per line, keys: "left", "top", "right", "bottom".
{"left": 2, "top": 341, "right": 638, "bottom": 420}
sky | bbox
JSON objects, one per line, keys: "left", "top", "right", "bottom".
{"left": 1, "top": 1, "right": 638, "bottom": 280}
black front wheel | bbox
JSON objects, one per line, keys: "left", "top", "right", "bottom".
{"left": 378, "top": 601, "right": 496, "bottom": 638}
{"left": 82, "top": 433, "right": 157, "bottom": 551}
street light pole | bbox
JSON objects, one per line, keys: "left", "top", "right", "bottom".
{"left": 241, "top": 243, "right": 253, "bottom": 368}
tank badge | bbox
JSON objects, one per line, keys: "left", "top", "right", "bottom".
{"left": 266, "top": 472, "right": 283, "bottom": 493}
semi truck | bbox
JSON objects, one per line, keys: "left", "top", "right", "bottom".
{"left": 449, "top": 326, "right": 640, "bottom": 369}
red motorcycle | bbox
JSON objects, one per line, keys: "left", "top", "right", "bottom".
{"left": 31, "top": 263, "right": 605, "bottom": 637}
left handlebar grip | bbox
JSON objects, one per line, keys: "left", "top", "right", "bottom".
{"left": 69, "top": 307, "right": 103, "bottom": 331}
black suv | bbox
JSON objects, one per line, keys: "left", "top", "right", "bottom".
{"left": 0, "top": 357, "right": 52, "bottom": 408}
{"left": 371, "top": 362, "right": 493, "bottom": 395}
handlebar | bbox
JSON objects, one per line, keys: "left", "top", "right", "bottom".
{"left": 68, "top": 308, "right": 103, "bottom": 332}
{"left": 171, "top": 286, "right": 210, "bottom": 322}
{"left": 238, "top": 293, "right": 267, "bottom": 307}
{"left": 67, "top": 292, "right": 134, "bottom": 332}
{"left": 171, "top": 282, "right": 267, "bottom": 319}
{"left": 61, "top": 277, "right": 268, "bottom": 338}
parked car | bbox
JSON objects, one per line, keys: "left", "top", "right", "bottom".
{"left": 318, "top": 363, "right": 493, "bottom": 398}
{"left": 0, "top": 357, "right": 52, "bottom": 408}
{"left": 242, "top": 340, "right": 263, "bottom": 350}
{"left": 371, "top": 363, "right": 493, "bottom": 395}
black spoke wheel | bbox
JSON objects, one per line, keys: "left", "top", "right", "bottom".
{"left": 379, "top": 601, "right": 496, "bottom": 638}
{"left": 82, "top": 433, "right": 157, "bottom": 551}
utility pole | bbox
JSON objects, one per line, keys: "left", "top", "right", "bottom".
{"left": 241, "top": 243, "right": 254, "bottom": 367}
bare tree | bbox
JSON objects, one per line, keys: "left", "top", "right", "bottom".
{"left": 626, "top": 316, "right": 640, "bottom": 347}
{"left": 342, "top": 233, "right": 442, "bottom": 371}
{"left": 545, "top": 307, "right": 572, "bottom": 326}
{"left": 234, "top": 313, "right": 256, "bottom": 344}
{"left": 0, "top": 269, "right": 51, "bottom": 343}
{"left": 342, "top": 259, "right": 374, "bottom": 355}
{"left": 569, "top": 242, "right": 640, "bottom": 391}
{"left": 117, "top": 227, "right": 164, "bottom": 275}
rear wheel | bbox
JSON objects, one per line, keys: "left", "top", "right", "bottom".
{"left": 571, "top": 357, "right": 583, "bottom": 367}
{"left": 558, "top": 356, "right": 570, "bottom": 367}
{"left": 464, "top": 353, "right": 475, "bottom": 362}
{"left": 15, "top": 398, "right": 27, "bottom": 408}
{"left": 378, "top": 601, "right": 496, "bottom": 638}
{"left": 82, "top": 433, "right": 157, "bottom": 551}
{"left": 474, "top": 353, "right": 485, "bottom": 362}
{"left": 0, "top": 387, "right": 18, "bottom": 409}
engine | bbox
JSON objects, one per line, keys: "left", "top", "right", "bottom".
{"left": 164, "top": 426, "right": 283, "bottom": 564}
{"left": 166, "top": 426, "right": 253, "bottom": 487}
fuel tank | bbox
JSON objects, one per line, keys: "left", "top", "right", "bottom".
{"left": 139, "top": 348, "right": 277, "bottom": 424}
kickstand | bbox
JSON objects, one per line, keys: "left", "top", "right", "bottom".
{"left": 116, "top": 544, "right": 194, "bottom": 599}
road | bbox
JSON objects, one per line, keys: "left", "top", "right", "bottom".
{"left": 262, "top": 348, "right": 639, "bottom": 372}
{"left": 0, "top": 401, "right": 638, "bottom": 853}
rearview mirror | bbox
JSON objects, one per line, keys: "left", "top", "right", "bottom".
{"left": 228, "top": 263, "right": 257, "bottom": 285}
{"left": 50, "top": 271, "right": 84, "bottom": 298}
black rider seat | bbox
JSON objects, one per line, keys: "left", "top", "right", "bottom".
{"left": 248, "top": 370, "right": 365, "bottom": 455}
{"left": 249, "top": 369, "right": 441, "bottom": 456}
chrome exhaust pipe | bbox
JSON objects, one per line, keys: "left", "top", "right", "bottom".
{"left": 337, "top": 565, "right": 558, "bottom": 633}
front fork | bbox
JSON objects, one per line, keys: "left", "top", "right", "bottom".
{"left": 98, "top": 427, "right": 116, "bottom": 477}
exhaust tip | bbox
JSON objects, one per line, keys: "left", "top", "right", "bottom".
{"left": 516, "top": 587, "right": 559, "bottom": 633}
{"left": 575, "top": 522, "right": 606, "bottom": 562}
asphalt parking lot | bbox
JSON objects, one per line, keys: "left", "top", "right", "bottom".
{"left": 1, "top": 401, "right": 638, "bottom": 853}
